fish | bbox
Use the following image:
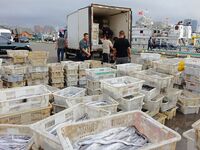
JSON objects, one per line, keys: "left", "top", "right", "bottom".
{"left": 0, "top": 135, "right": 31, "bottom": 150}
{"left": 73, "top": 126, "right": 150, "bottom": 150}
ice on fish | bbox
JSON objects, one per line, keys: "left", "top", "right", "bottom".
{"left": 73, "top": 126, "right": 150, "bottom": 150}
{"left": 86, "top": 100, "right": 112, "bottom": 107}
{"left": 0, "top": 134, "right": 31, "bottom": 150}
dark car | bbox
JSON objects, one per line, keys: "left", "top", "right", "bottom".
{"left": 19, "top": 36, "right": 29, "bottom": 43}
{"left": 0, "top": 35, "right": 31, "bottom": 54}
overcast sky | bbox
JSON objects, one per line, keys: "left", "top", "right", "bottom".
{"left": 0, "top": 0, "right": 199, "bottom": 28}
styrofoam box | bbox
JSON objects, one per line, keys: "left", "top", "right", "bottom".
{"left": 141, "top": 53, "right": 161, "bottom": 61}
{"left": 53, "top": 87, "right": 86, "bottom": 106}
{"left": 141, "top": 84, "right": 160, "bottom": 102}
{"left": 117, "top": 93, "right": 145, "bottom": 111}
{"left": 28, "top": 66, "right": 48, "bottom": 73}
{"left": 116, "top": 63, "right": 142, "bottom": 76}
{"left": 143, "top": 95, "right": 164, "bottom": 112}
{"left": 101, "top": 76, "right": 144, "bottom": 99}
{"left": 0, "top": 124, "right": 33, "bottom": 150}
{"left": 67, "top": 94, "right": 118, "bottom": 113}
{"left": 183, "top": 129, "right": 197, "bottom": 150}
{"left": 133, "top": 69, "right": 173, "bottom": 89}
{"left": 57, "top": 111, "right": 181, "bottom": 150}
{"left": 153, "top": 58, "right": 181, "bottom": 75}
{"left": 31, "top": 103, "right": 110, "bottom": 150}
{"left": 3, "top": 65, "right": 27, "bottom": 75}
{"left": 178, "top": 103, "right": 200, "bottom": 115}
{"left": 0, "top": 85, "right": 51, "bottom": 115}
{"left": 86, "top": 67, "right": 116, "bottom": 80}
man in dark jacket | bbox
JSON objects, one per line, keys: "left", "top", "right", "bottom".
{"left": 113, "top": 31, "right": 131, "bottom": 64}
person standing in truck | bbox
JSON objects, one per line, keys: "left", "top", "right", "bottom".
{"left": 101, "top": 34, "right": 113, "bottom": 63}
{"left": 113, "top": 31, "right": 131, "bottom": 64}
{"left": 79, "top": 33, "right": 91, "bottom": 61}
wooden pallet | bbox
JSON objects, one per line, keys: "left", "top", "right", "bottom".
{"left": 153, "top": 113, "right": 167, "bottom": 125}
{"left": 162, "top": 107, "right": 177, "bottom": 120}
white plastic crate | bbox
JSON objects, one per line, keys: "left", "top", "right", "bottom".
{"left": 78, "top": 79, "right": 87, "bottom": 86}
{"left": 28, "top": 66, "right": 48, "bottom": 73}
{"left": 185, "top": 67, "right": 200, "bottom": 77}
{"left": 64, "top": 69, "right": 78, "bottom": 75}
{"left": 0, "top": 124, "right": 33, "bottom": 150}
{"left": 66, "top": 81, "right": 78, "bottom": 87}
{"left": 29, "top": 58, "right": 48, "bottom": 66}
{"left": 65, "top": 75, "right": 78, "bottom": 81}
{"left": 143, "top": 95, "right": 164, "bottom": 114}
{"left": 0, "top": 85, "right": 51, "bottom": 115}
{"left": 178, "top": 90, "right": 200, "bottom": 107}
{"left": 141, "top": 84, "right": 160, "bottom": 101}
{"left": 117, "top": 93, "right": 145, "bottom": 111}
{"left": 67, "top": 94, "right": 118, "bottom": 113}
{"left": 87, "top": 79, "right": 101, "bottom": 90}
{"left": 3, "top": 65, "right": 27, "bottom": 75}
{"left": 57, "top": 111, "right": 181, "bottom": 150}
{"left": 48, "top": 63, "right": 63, "bottom": 72}
{"left": 31, "top": 104, "right": 110, "bottom": 150}
{"left": 87, "top": 88, "right": 102, "bottom": 95}
{"left": 153, "top": 58, "right": 182, "bottom": 75}
{"left": 178, "top": 103, "right": 200, "bottom": 115}
{"left": 101, "top": 76, "right": 144, "bottom": 99}
{"left": 77, "top": 62, "right": 90, "bottom": 70}
{"left": 185, "top": 81, "right": 200, "bottom": 93}
{"left": 134, "top": 69, "right": 173, "bottom": 89}
{"left": 116, "top": 63, "right": 142, "bottom": 76}
{"left": 53, "top": 87, "right": 86, "bottom": 106}
{"left": 50, "top": 77, "right": 64, "bottom": 84}
{"left": 27, "top": 79, "right": 49, "bottom": 86}
{"left": 63, "top": 62, "right": 79, "bottom": 70}
{"left": 183, "top": 129, "right": 197, "bottom": 150}
{"left": 86, "top": 67, "right": 116, "bottom": 80}
{"left": 2, "top": 74, "right": 24, "bottom": 82}
{"left": 141, "top": 53, "right": 161, "bottom": 61}
{"left": 185, "top": 58, "right": 200, "bottom": 68}
{"left": 28, "top": 51, "right": 49, "bottom": 59}
{"left": 160, "top": 88, "right": 182, "bottom": 112}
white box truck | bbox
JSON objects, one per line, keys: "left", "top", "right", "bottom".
{"left": 66, "top": 3, "right": 132, "bottom": 58}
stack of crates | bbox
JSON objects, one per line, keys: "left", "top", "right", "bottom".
{"left": 0, "top": 58, "right": 3, "bottom": 88}
{"left": 27, "top": 51, "right": 49, "bottom": 86}
{"left": 48, "top": 63, "right": 64, "bottom": 88}
{"left": 2, "top": 65, "right": 27, "bottom": 88}
{"left": 27, "top": 66, "right": 49, "bottom": 86}
{"left": 86, "top": 67, "right": 116, "bottom": 95}
{"left": 78, "top": 62, "right": 90, "bottom": 87}
{"left": 101, "top": 76, "right": 145, "bottom": 112}
{"left": 0, "top": 85, "right": 52, "bottom": 125}
{"left": 116, "top": 63, "right": 142, "bottom": 77}
{"left": 7, "top": 50, "right": 29, "bottom": 65}
{"left": 63, "top": 62, "right": 79, "bottom": 87}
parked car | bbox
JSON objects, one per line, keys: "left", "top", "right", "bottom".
{"left": 0, "top": 35, "right": 31, "bottom": 54}
{"left": 19, "top": 36, "right": 29, "bottom": 43}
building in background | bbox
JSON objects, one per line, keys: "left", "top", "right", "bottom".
{"left": 184, "top": 19, "right": 198, "bottom": 33}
